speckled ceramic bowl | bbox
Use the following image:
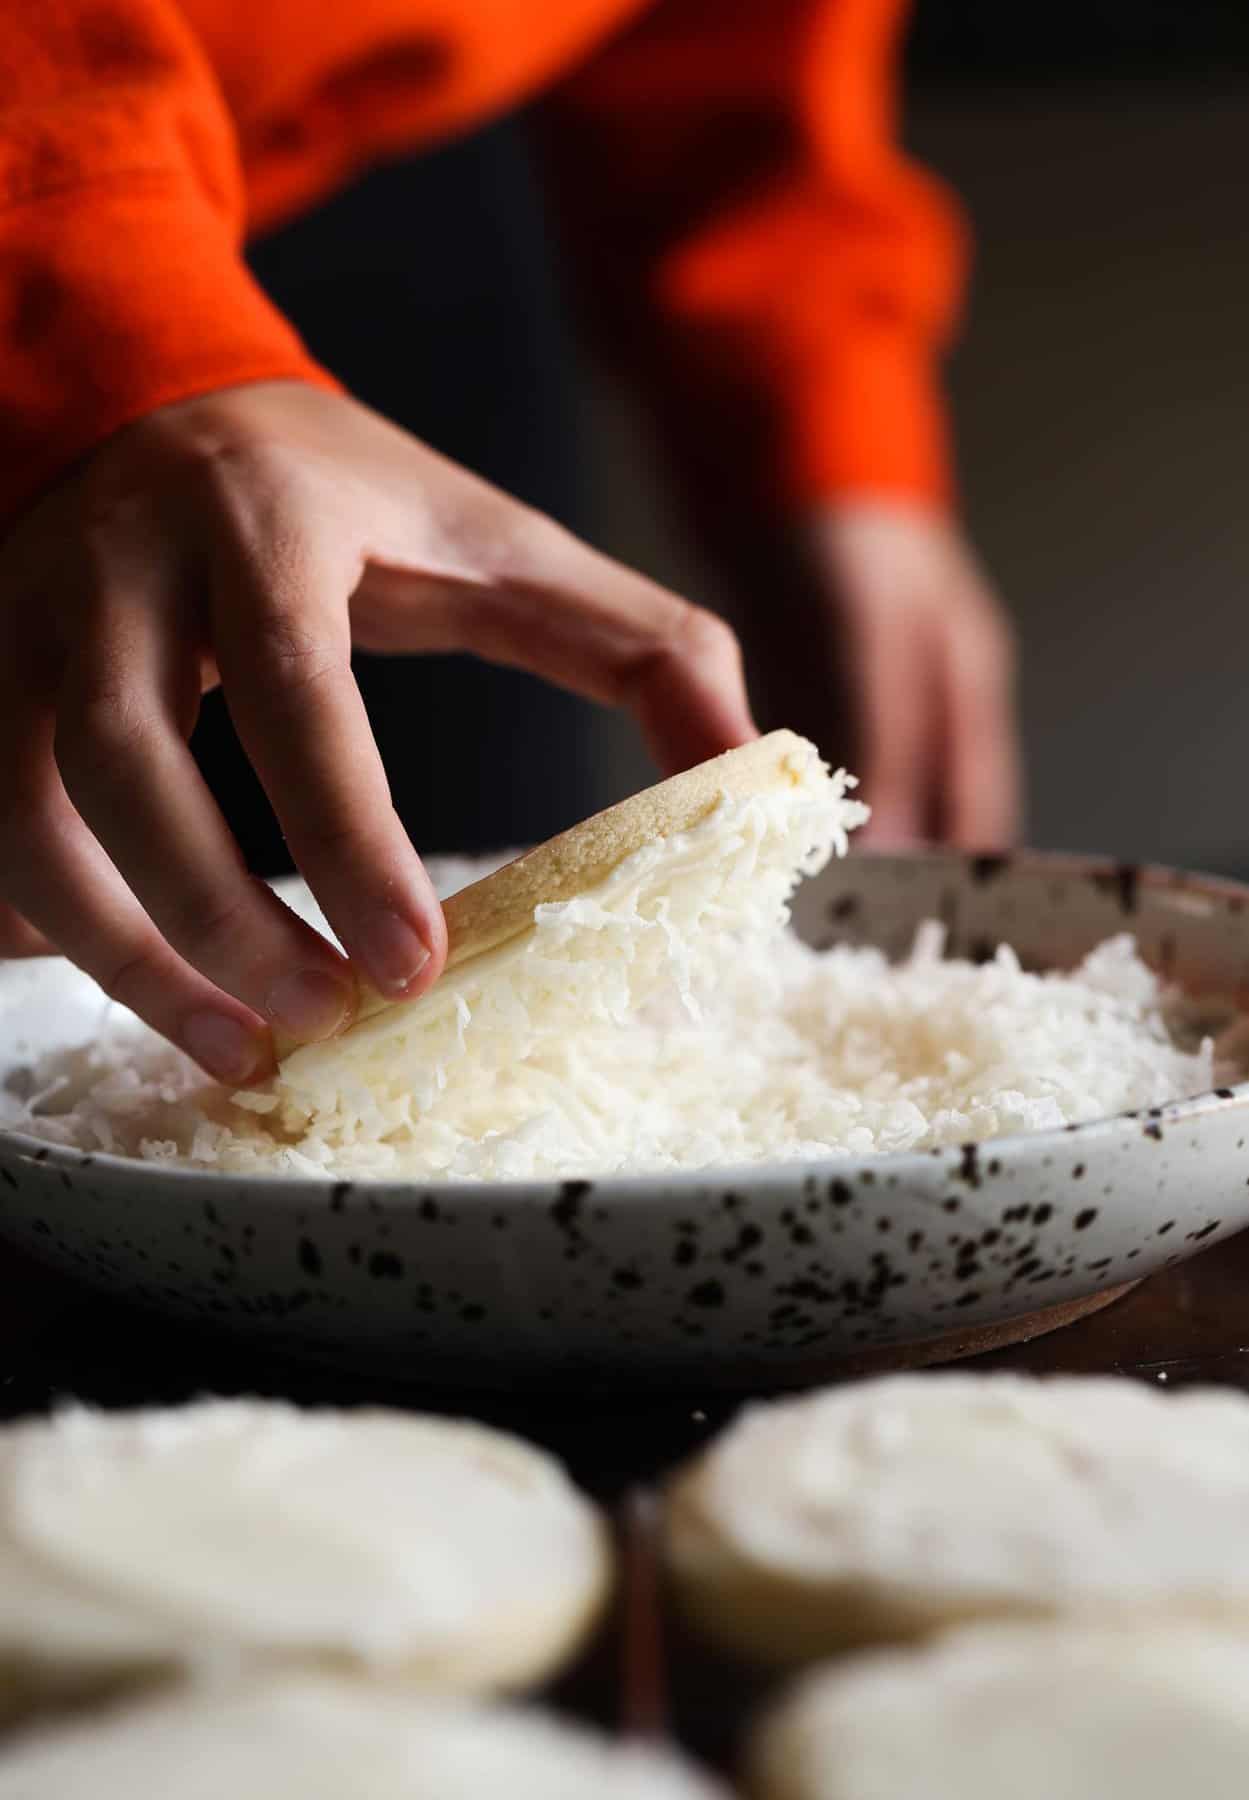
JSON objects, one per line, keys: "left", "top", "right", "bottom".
{"left": 1, "top": 850, "right": 1248, "bottom": 1389}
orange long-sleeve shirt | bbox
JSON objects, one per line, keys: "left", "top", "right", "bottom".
{"left": 0, "top": 0, "right": 966, "bottom": 531}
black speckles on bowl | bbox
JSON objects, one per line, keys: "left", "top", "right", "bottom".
{"left": 2, "top": 849, "right": 1249, "bottom": 1388}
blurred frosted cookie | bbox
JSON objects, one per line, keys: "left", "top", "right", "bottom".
{"left": 0, "top": 1399, "right": 609, "bottom": 1719}
{"left": 663, "top": 1372, "right": 1249, "bottom": 1664}
{"left": 0, "top": 1676, "right": 725, "bottom": 1799}
{"left": 748, "top": 1622, "right": 1249, "bottom": 1800}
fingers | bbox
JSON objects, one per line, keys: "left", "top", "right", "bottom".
{"left": 843, "top": 593, "right": 935, "bottom": 848}
{"left": 355, "top": 511, "right": 757, "bottom": 774}
{"left": 51, "top": 572, "right": 365, "bottom": 1050}
{"left": 623, "top": 601, "right": 758, "bottom": 773}
{"left": 938, "top": 599, "right": 1022, "bottom": 848}
{"left": 518, "top": 524, "right": 759, "bottom": 770}
{"left": 0, "top": 702, "right": 273, "bottom": 1085}
{"left": 4, "top": 380, "right": 756, "bottom": 1085}
{"left": 0, "top": 904, "right": 55, "bottom": 958}
{"left": 210, "top": 526, "right": 447, "bottom": 1010}
{"left": 814, "top": 507, "right": 1022, "bottom": 850}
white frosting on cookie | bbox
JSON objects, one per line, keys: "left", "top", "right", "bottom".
{"left": 0, "top": 1679, "right": 724, "bottom": 1799}
{"left": 666, "top": 1374, "right": 1249, "bottom": 1656}
{"left": 752, "top": 1623, "right": 1249, "bottom": 1800}
{"left": 0, "top": 1401, "right": 608, "bottom": 1695}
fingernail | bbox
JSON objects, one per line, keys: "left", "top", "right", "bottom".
{"left": 266, "top": 969, "right": 355, "bottom": 1042}
{"left": 359, "top": 909, "right": 431, "bottom": 998}
{"left": 183, "top": 1011, "right": 265, "bottom": 1085}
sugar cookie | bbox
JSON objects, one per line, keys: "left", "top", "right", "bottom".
{"left": 749, "top": 1623, "right": 1249, "bottom": 1800}
{"left": 664, "top": 1373, "right": 1249, "bottom": 1663}
{"left": 0, "top": 1400, "right": 608, "bottom": 1717}
{"left": 0, "top": 1678, "right": 724, "bottom": 1799}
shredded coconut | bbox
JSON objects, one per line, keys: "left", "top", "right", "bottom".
{"left": 11, "top": 759, "right": 1229, "bottom": 1181}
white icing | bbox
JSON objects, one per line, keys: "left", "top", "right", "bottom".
{"left": 0, "top": 1402, "right": 604, "bottom": 1679}
{"left": 680, "top": 1374, "right": 1249, "bottom": 1613}
{"left": 0, "top": 1679, "right": 725, "bottom": 1799}
{"left": 757, "top": 1623, "right": 1249, "bottom": 1800}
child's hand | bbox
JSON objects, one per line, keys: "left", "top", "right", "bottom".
{"left": 0, "top": 381, "right": 755, "bottom": 1081}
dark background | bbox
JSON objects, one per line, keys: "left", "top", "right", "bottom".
{"left": 906, "top": 2, "right": 1249, "bottom": 76}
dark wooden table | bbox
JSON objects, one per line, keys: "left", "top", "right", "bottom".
{"left": 3, "top": 1233, "right": 1246, "bottom": 1768}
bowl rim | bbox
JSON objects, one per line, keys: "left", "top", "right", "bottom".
{"left": 2, "top": 844, "right": 1247, "bottom": 1203}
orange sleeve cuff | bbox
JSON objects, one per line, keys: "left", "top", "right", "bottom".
{"left": 0, "top": 174, "right": 340, "bottom": 531}
{"left": 617, "top": 307, "right": 957, "bottom": 537}
{"left": 771, "top": 325, "right": 956, "bottom": 516}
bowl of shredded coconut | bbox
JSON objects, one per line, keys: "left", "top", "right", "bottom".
{"left": 1, "top": 737, "right": 1247, "bottom": 1384}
